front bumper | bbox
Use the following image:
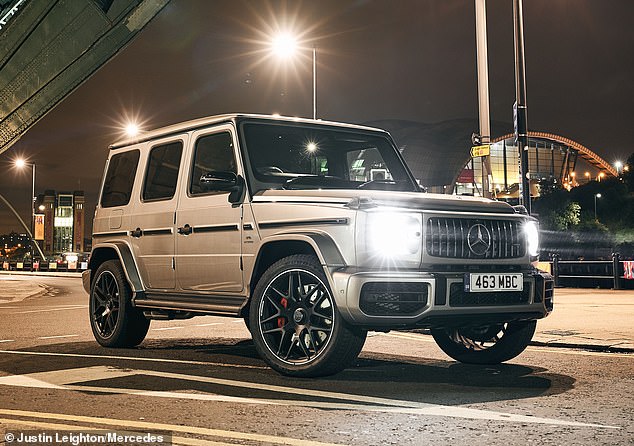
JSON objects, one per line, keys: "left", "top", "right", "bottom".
{"left": 330, "top": 268, "right": 553, "bottom": 329}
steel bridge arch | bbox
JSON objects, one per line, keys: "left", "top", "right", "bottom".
{"left": 492, "top": 131, "right": 617, "bottom": 178}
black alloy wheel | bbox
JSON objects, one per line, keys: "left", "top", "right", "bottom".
{"left": 250, "top": 255, "right": 366, "bottom": 377}
{"left": 431, "top": 320, "right": 537, "bottom": 364}
{"left": 89, "top": 260, "right": 150, "bottom": 348}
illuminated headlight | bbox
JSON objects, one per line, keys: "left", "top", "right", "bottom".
{"left": 365, "top": 212, "right": 422, "bottom": 261}
{"left": 524, "top": 220, "right": 539, "bottom": 257}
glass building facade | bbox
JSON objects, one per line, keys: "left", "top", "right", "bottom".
{"left": 455, "top": 135, "right": 613, "bottom": 198}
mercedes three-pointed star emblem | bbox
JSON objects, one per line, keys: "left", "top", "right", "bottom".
{"left": 467, "top": 223, "right": 491, "bottom": 256}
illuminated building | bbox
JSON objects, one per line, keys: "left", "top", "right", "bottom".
{"left": 38, "top": 190, "right": 85, "bottom": 254}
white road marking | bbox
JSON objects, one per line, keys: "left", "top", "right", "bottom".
{"left": 0, "top": 349, "right": 268, "bottom": 370}
{"left": 0, "top": 340, "right": 14, "bottom": 343}
{"left": 0, "top": 366, "right": 619, "bottom": 429}
{"left": 12, "top": 305, "right": 88, "bottom": 314}
{"left": 0, "top": 410, "right": 344, "bottom": 446}
{"left": 232, "top": 319, "right": 245, "bottom": 323}
{"left": 151, "top": 326, "right": 184, "bottom": 331}
{"left": 37, "top": 335, "right": 80, "bottom": 340}
{"left": 195, "top": 323, "right": 224, "bottom": 327}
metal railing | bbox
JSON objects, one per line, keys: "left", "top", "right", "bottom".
{"left": 1, "top": 260, "right": 87, "bottom": 273}
{"left": 550, "top": 253, "right": 631, "bottom": 289}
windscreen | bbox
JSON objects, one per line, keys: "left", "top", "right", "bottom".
{"left": 240, "top": 121, "right": 418, "bottom": 193}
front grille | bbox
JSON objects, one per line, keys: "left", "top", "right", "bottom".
{"left": 426, "top": 217, "right": 525, "bottom": 259}
{"left": 360, "top": 282, "right": 428, "bottom": 316}
{"left": 449, "top": 283, "right": 530, "bottom": 307}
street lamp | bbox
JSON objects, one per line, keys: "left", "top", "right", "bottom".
{"left": 615, "top": 161, "right": 623, "bottom": 175}
{"left": 14, "top": 159, "right": 36, "bottom": 256}
{"left": 594, "top": 193, "right": 602, "bottom": 221}
{"left": 270, "top": 32, "right": 317, "bottom": 120}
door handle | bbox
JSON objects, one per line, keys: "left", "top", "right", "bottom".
{"left": 177, "top": 224, "right": 192, "bottom": 235}
{"left": 130, "top": 227, "right": 143, "bottom": 238}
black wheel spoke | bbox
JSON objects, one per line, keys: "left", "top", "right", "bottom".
{"left": 93, "top": 286, "right": 108, "bottom": 305}
{"left": 265, "top": 294, "right": 286, "bottom": 313}
{"left": 260, "top": 312, "right": 282, "bottom": 325}
{"left": 269, "top": 285, "right": 287, "bottom": 299}
{"left": 312, "top": 309, "right": 332, "bottom": 321}
{"left": 310, "top": 325, "right": 332, "bottom": 334}
{"left": 262, "top": 326, "right": 284, "bottom": 335}
{"left": 297, "top": 332, "right": 312, "bottom": 359}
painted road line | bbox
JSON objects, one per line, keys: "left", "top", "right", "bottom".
{"left": 0, "top": 349, "right": 268, "bottom": 370}
{"left": 151, "top": 327, "right": 184, "bottom": 331}
{"left": 0, "top": 339, "right": 14, "bottom": 343}
{"left": 0, "top": 409, "right": 345, "bottom": 446}
{"left": 194, "top": 323, "right": 224, "bottom": 327}
{"left": 0, "top": 366, "right": 619, "bottom": 429}
{"left": 0, "top": 418, "right": 271, "bottom": 446}
{"left": 37, "top": 335, "right": 80, "bottom": 340}
{"left": 383, "top": 332, "right": 634, "bottom": 359}
{"left": 12, "top": 306, "right": 88, "bottom": 314}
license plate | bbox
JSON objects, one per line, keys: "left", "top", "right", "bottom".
{"left": 465, "top": 273, "right": 523, "bottom": 293}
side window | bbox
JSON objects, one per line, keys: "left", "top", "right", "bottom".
{"left": 190, "top": 132, "right": 236, "bottom": 196}
{"left": 101, "top": 150, "right": 140, "bottom": 208}
{"left": 143, "top": 141, "right": 183, "bottom": 201}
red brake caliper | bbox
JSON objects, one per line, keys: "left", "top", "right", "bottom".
{"left": 277, "top": 297, "right": 288, "bottom": 328}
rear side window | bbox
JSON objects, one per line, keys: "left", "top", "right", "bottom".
{"left": 143, "top": 141, "right": 183, "bottom": 201}
{"left": 101, "top": 150, "right": 140, "bottom": 208}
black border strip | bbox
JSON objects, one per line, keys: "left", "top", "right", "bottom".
{"left": 142, "top": 229, "right": 173, "bottom": 236}
{"left": 193, "top": 224, "right": 240, "bottom": 234}
{"left": 258, "top": 218, "right": 349, "bottom": 230}
{"left": 93, "top": 231, "right": 128, "bottom": 238}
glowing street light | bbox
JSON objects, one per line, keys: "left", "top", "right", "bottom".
{"left": 594, "top": 193, "right": 602, "bottom": 221}
{"left": 271, "top": 32, "right": 298, "bottom": 59}
{"left": 615, "top": 161, "right": 623, "bottom": 175}
{"left": 125, "top": 122, "right": 140, "bottom": 137}
{"left": 270, "top": 32, "right": 317, "bottom": 120}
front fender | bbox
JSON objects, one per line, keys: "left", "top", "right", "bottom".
{"left": 259, "top": 232, "right": 346, "bottom": 268}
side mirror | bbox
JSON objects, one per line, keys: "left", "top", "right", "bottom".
{"left": 199, "top": 171, "right": 245, "bottom": 204}
{"left": 200, "top": 171, "right": 238, "bottom": 191}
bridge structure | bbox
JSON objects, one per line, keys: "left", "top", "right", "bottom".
{"left": 492, "top": 131, "right": 618, "bottom": 181}
{"left": 0, "top": 0, "right": 170, "bottom": 156}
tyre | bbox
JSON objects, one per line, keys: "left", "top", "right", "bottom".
{"left": 89, "top": 260, "right": 150, "bottom": 348}
{"left": 249, "top": 254, "right": 367, "bottom": 377}
{"left": 431, "top": 320, "right": 536, "bottom": 364}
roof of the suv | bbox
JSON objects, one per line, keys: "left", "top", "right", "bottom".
{"left": 109, "top": 113, "right": 388, "bottom": 149}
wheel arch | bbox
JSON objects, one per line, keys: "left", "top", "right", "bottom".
{"left": 242, "top": 233, "right": 346, "bottom": 316}
{"left": 88, "top": 242, "right": 144, "bottom": 295}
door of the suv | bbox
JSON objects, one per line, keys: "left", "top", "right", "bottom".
{"left": 131, "top": 137, "right": 185, "bottom": 290}
{"left": 175, "top": 125, "right": 243, "bottom": 293}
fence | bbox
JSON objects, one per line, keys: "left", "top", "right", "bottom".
{"left": 1, "top": 260, "right": 87, "bottom": 273}
{"left": 550, "top": 254, "right": 634, "bottom": 289}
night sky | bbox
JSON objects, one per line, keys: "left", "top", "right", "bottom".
{"left": 1, "top": 0, "right": 633, "bottom": 234}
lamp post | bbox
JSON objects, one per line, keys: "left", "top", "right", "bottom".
{"left": 271, "top": 33, "right": 317, "bottom": 120}
{"left": 14, "top": 159, "right": 36, "bottom": 258}
{"left": 594, "top": 193, "right": 601, "bottom": 221}
{"left": 615, "top": 161, "right": 623, "bottom": 176}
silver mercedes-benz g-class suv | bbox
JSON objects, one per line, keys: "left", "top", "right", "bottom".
{"left": 84, "top": 114, "right": 553, "bottom": 377}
